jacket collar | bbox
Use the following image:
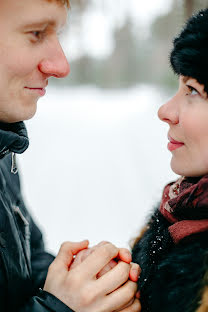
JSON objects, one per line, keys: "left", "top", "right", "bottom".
{"left": 0, "top": 121, "right": 29, "bottom": 159}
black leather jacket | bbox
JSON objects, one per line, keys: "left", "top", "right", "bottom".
{"left": 0, "top": 122, "right": 73, "bottom": 312}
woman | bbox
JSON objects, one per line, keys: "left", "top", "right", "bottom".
{"left": 132, "top": 8, "right": 208, "bottom": 312}
{"left": 67, "top": 8, "right": 208, "bottom": 312}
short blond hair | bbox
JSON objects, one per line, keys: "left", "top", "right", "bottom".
{"left": 45, "top": 0, "right": 70, "bottom": 9}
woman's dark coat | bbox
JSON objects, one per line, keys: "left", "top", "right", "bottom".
{"left": 0, "top": 122, "right": 73, "bottom": 311}
{"left": 132, "top": 208, "right": 208, "bottom": 312}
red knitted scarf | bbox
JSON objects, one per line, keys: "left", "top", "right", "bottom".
{"left": 160, "top": 175, "right": 208, "bottom": 244}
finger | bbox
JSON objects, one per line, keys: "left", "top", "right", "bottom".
{"left": 115, "top": 298, "right": 134, "bottom": 311}
{"left": 129, "top": 263, "right": 141, "bottom": 282}
{"left": 89, "top": 241, "right": 109, "bottom": 254}
{"left": 116, "top": 298, "right": 141, "bottom": 312}
{"left": 97, "top": 259, "right": 117, "bottom": 278}
{"left": 53, "top": 240, "right": 89, "bottom": 271}
{"left": 94, "top": 241, "right": 109, "bottom": 247}
{"left": 71, "top": 243, "right": 110, "bottom": 270}
{"left": 70, "top": 248, "right": 90, "bottom": 270}
{"left": 105, "top": 280, "right": 138, "bottom": 311}
{"left": 95, "top": 261, "right": 130, "bottom": 295}
{"left": 75, "top": 242, "right": 119, "bottom": 278}
{"left": 117, "top": 248, "right": 132, "bottom": 264}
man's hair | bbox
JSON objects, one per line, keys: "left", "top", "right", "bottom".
{"left": 170, "top": 8, "right": 208, "bottom": 93}
{"left": 45, "top": 0, "right": 70, "bottom": 9}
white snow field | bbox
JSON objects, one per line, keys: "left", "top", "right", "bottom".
{"left": 18, "top": 84, "right": 177, "bottom": 254}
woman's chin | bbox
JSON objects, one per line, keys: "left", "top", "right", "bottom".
{"left": 170, "top": 161, "right": 206, "bottom": 178}
{"left": 170, "top": 159, "right": 187, "bottom": 176}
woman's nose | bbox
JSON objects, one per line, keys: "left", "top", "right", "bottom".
{"left": 158, "top": 96, "right": 179, "bottom": 125}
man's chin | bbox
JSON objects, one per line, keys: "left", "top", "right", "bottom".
{"left": 1, "top": 108, "right": 37, "bottom": 124}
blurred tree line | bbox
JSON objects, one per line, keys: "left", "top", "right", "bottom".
{"left": 53, "top": 0, "right": 208, "bottom": 90}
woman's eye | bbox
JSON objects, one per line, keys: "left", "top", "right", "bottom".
{"left": 187, "top": 85, "right": 199, "bottom": 95}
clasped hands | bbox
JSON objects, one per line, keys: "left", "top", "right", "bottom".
{"left": 44, "top": 240, "right": 141, "bottom": 312}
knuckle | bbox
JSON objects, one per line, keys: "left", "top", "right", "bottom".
{"left": 60, "top": 241, "right": 71, "bottom": 250}
{"left": 101, "top": 243, "right": 118, "bottom": 259}
{"left": 99, "top": 240, "right": 109, "bottom": 246}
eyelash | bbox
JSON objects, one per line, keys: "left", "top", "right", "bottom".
{"left": 186, "top": 85, "right": 199, "bottom": 96}
{"left": 30, "top": 30, "right": 46, "bottom": 42}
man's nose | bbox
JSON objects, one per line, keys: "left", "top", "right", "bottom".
{"left": 158, "top": 95, "right": 179, "bottom": 125}
{"left": 38, "top": 40, "right": 70, "bottom": 78}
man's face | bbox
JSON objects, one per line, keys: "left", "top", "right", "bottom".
{"left": 0, "top": 0, "right": 70, "bottom": 123}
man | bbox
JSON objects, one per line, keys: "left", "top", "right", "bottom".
{"left": 0, "top": 0, "right": 141, "bottom": 311}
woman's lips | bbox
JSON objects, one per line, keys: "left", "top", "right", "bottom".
{"left": 167, "top": 136, "right": 184, "bottom": 151}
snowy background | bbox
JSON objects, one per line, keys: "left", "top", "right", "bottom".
{"left": 18, "top": 85, "right": 177, "bottom": 254}
{"left": 17, "top": 0, "right": 194, "bottom": 255}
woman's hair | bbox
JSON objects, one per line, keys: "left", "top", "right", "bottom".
{"left": 170, "top": 8, "right": 208, "bottom": 93}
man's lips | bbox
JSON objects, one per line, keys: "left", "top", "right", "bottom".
{"left": 24, "top": 86, "right": 46, "bottom": 96}
{"left": 167, "top": 135, "right": 184, "bottom": 151}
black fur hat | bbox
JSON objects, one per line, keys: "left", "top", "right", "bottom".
{"left": 170, "top": 8, "right": 208, "bottom": 93}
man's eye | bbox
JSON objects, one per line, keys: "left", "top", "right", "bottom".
{"left": 32, "top": 31, "right": 40, "bottom": 37}
{"left": 187, "top": 85, "right": 199, "bottom": 95}
{"left": 30, "top": 30, "right": 45, "bottom": 40}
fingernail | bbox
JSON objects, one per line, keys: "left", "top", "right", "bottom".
{"left": 124, "top": 251, "right": 132, "bottom": 261}
{"left": 133, "top": 263, "right": 141, "bottom": 273}
{"left": 133, "top": 269, "right": 139, "bottom": 280}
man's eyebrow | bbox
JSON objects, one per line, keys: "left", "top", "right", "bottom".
{"left": 22, "top": 19, "right": 58, "bottom": 29}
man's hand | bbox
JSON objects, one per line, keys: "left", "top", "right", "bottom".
{"left": 70, "top": 241, "right": 141, "bottom": 282}
{"left": 69, "top": 242, "right": 141, "bottom": 312}
{"left": 44, "top": 241, "right": 139, "bottom": 312}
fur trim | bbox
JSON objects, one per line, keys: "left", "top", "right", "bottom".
{"left": 132, "top": 208, "right": 208, "bottom": 312}
{"left": 131, "top": 226, "right": 149, "bottom": 248}
{"left": 196, "top": 287, "right": 208, "bottom": 312}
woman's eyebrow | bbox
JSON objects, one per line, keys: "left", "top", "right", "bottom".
{"left": 182, "top": 76, "right": 189, "bottom": 83}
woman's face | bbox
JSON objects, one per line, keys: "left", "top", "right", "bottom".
{"left": 158, "top": 76, "right": 208, "bottom": 177}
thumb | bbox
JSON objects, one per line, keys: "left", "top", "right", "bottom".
{"left": 55, "top": 240, "right": 89, "bottom": 271}
{"left": 117, "top": 248, "right": 132, "bottom": 263}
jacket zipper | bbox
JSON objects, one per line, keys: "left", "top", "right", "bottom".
{"left": 11, "top": 152, "right": 18, "bottom": 174}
